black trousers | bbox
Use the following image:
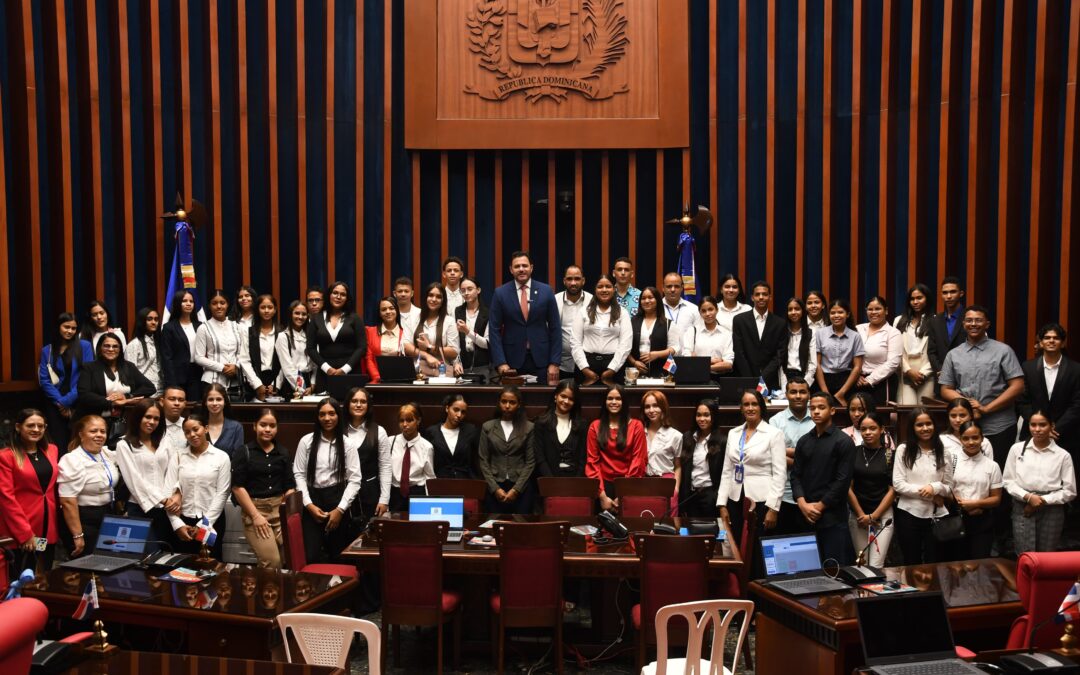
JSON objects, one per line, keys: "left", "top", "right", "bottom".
{"left": 485, "top": 479, "right": 536, "bottom": 515}
{"left": 681, "top": 485, "right": 719, "bottom": 518}
{"left": 894, "top": 508, "right": 941, "bottom": 565}
{"left": 302, "top": 484, "right": 357, "bottom": 564}
{"left": 725, "top": 498, "right": 769, "bottom": 579}
{"left": 822, "top": 370, "right": 853, "bottom": 397}
{"left": 943, "top": 511, "right": 995, "bottom": 561}
{"left": 387, "top": 483, "right": 428, "bottom": 513}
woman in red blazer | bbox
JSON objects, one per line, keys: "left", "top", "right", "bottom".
{"left": 364, "top": 296, "right": 410, "bottom": 383}
{"left": 0, "top": 408, "right": 60, "bottom": 573}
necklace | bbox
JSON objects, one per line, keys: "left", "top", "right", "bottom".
{"left": 862, "top": 446, "right": 881, "bottom": 467}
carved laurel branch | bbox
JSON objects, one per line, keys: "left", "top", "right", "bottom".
{"left": 575, "top": 0, "right": 629, "bottom": 79}
{"left": 465, "top": 0, "right": 520, "bottom": 82}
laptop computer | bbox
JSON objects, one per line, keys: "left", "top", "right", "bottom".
{"left": 326, "top": 373, "right": 371, "bottom": 400}
{"left": 673, "top": 357, "right": 712, "bottom": 385}
{"left": 60, "top": 515, "right": 153, "bottom": 574}
{"left": 408, "top": 496, "right": 466, "bottom": 543}
{"left": 375, "top": 356, "right": 417, "bottom": 383}
{"left": 716, "top": 376, "right": 762, "bottom": 403}
{"left": 856, "top": 592, "right": 985, "bottom": 675}
{"left": 758, "top": 532, "right": 851, "bottom": 596}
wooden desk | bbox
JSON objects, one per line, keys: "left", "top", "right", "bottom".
{"left": 341, "top": 513, "right": 742, "bottom": 578}
{"left": 26, "top": 565, "right": 358, "bottom": 660}
{"left": 750, "top": 559, "right": 1023, "bottom": 675}
{"left": 63, "top": 649, "right": 344, "bottom": 674}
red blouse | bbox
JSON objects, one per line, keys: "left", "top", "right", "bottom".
{"left": 0, "top": 444, "right": 60, "bottom": 545}
{"left": 585, "top": 418, "right": 648, "bottom": 493}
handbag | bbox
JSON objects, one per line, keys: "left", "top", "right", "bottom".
{"left": 931, "top": 453, "right": 964, "bottom": 542}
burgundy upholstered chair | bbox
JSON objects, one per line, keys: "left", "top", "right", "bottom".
{"left": 278, "top": 492, "right": 359, "bottom": 578}
{"left": 537, "top": 477, "right": 598, "bottom": 516}
{"left": 424, "top": 478, "right": 487, "bottom": 514}
{"left": 613, "top": 476, "right": 676, "bottom": 518}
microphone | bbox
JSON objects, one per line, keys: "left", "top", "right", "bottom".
{"left": 1026, "top": 597, "right": 1080, "bottom": 652}
{"left": 102, "top": 539, "right": 174, "bottom": 551}
{"left": 855, "top": 518, "right": 893, "bottom": 565}
{"left": 5, "top": 569, "right": 35, "bottom": 601}
{"left": 652, "top": 490, "right": 709, "bottom": 535}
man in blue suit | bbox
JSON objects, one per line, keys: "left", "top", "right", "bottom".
{"left": 489, "top": 251, "right": 563, "bottom": 384}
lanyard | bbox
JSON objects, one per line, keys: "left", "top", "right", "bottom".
{"left": 665, "top": 303, "right": 681, "bottom": 323}
{"left": 84, "top": 449, "right": 114, "bottom": 498}
{"left": 735, "top": 428, "right": 749, "bottom": 484}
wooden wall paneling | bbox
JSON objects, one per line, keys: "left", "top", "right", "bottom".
{"left": 655, "top": 151, "right": 663, "bottom": 286}
{"left": 440, "top": 151, "right": 449, "bottom": 261}
{"left": 1025, "top": 0, "right": 1047, "bottom": 353}
{"left": 682, "top": 148, "right": 690, "bottom": 206}
{"left": 994, "top": 0, "right": 1014, "bottom": 340}
{"left": 210, "top": 0, "right": 224, "bottom": 290}
{"left": 467, "top": 151, "right": 475, "bottom": 276}
{"left": 179, "top": 0, "right": 192, "bottom": 213}
{"left": 547, "top": 151, "right": 555, "bottom": 284}
{"left": 0, "top": 62, "right": 10, "bottom": 379}
{"left": 55, "top": 0, "right": 74, "bottom": 311}
{"left": 297, "top": 0, "right": 308, "bottom": 295}
{"left": 118, "top": 0, "right": 136, "bottom": 323}
{"left": 412, "top": 152, "right": 420, "bottom": 284}
{"left": 87, "top": 0, "right": 105, "bottom": 300}
{"left": 936, "top": 0, "right": 954, "bottom": 291}
{"left": 239, "top": 0, "right": 251, "bottom": 285}
{"left": 877, "top": 0, "right": 892, "bottom": 299}
{"left": 823, "top": 0, "right": 833, "bottom": 300}
{"left": 906, "top": 0, "right": 922, "bottom": 289}
{"left": 1061, "top": 0, "right": 1080, "bottom": 329}
{"left": 574, "top": 150, "right": 582, "bottom": 266}
{"left": 22, "top": 0, "right": 43, "bottom": 355}
{"left": 601, "top": 151, "right": 610, "bottom": 274}
{"left": 850, "top": 0, "right": 862, "bottom": 306}
{"left": 268, "top": 0, "right": 281, "bottom": 303}
{"left": 326, "top": 0, "right": 336, "bottom": 283}
{"left": 795, "top": 0, "right": 806, "bottom": 297}
{"left": 382, "top": 0, "right": 392, "bottom": 294}
{"left": 709, "top": 0, "right": 718, "bottom": 289}
{"left": 150, "top": 0, "right": 165, "bottom": 310}
{"left": 738, "top": 0, "right": 747, "bottom": 282}
{"left": 964, "top": 0, "right": 983, "bottom": 306}
{"left": 766, "top": 0, "right": 775, "bottom": 286}
{"left": 355, "top": 0, "right": 364, "bottom": 289}
{"left": 628, "top": 151, "right": 637, "bottom": 267}
{"left": 521, "top": 151, "right": 530, "bottom": 257}
{"left": 494, "top": 151, "right": 503, "bottom": 277}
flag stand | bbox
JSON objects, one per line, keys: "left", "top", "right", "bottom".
{"left": 196, "top": 543, "right": 214, "bottom": 565}
{"left": 1060, "top": 623, "right": 1077, "bottom": 656}
{"left": 83, "top": 575, "right": 116, "bottom": 657}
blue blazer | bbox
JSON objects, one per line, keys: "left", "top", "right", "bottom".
{"left": 39, "top": 340, "right": 94, "bottom": 408}
{"left": 488, "top": 279, "right": 562, "bottom": 371}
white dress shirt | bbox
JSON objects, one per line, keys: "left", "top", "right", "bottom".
{"left": 240, "top": 329, "right": 285, "bottom": 389}
{"left": 58, "top": 447, "right": 121, "bottom": 506}
{"left": 717, "top": 422, "right": 787, "bottom": 511}
{"left": 292, "top": 432, "right": 362, "bottom": 511}
{"left": 181, "top": 323, "right": 197, "bottom": 355}
{"left": 161, "top": 417, "right": 187, "bottom": 455}
{"left": 645, "top": 425, "right": 683, "bottom": 477}
{"left": 779, "top": 328, "right": 818, "bottom": 391}
{"left": 661, "top": 298, "right": 705, "bottom": 335}
{"left": 1002, "top": 440, "right": 1077, "bottom": 505}
{"left": 556, "top": 290, "right": 593, "bottom": 373}
{"left": 636, "top": 316, "right": 683, "bottom": 360}
{"left": 691, "top": 434, "right": 712, "bottom": 488}
{"left": 124, "top": 338, "right": 162, "bottom": 396}
{"left": 682, "top": 324, "right": 735, "bottom": 365}
{"left": 940, "top": 433, "right": 992, "bottom": 459}
{"left": 444, "top": 287, "right": 464, "bottom": 316}
{"left": 344, "top": 423, "right": 392, "bottom": 505}
{"left": 1043, "top": 357, "right": 1061, "bottom": 398}
{"left": 892, "top": 445, "right": 950, "bottom": 518}
{"left": 276, "top": 329, "right": 314, "bottom": 389}
{"left": 716, "top": 302, "right": 751, "bottom": 334}
{"left": 168, "top": 445, "right": 232, "bottom": 530}
{"left": 193, "top": 318, "right": 243, "bottom": 385}
{"left": 387, "top": 434, "right": 436, "bottom": 488}
{"left": 949, "top": 449, "right": 1003, "bottom": 502}
{"left": 856, "top": 322, "right": 903, "bottom": 385}
{"left": 373, "top": 324, "right": 405, "bottom": 356}
{"left": 399, "top": 306, "right": 421, "bottom": 337}
{"left": 753, "top": 310, "right": 768, "bottom": 338}
{"left": 459, "top": 306, "right": 490, "bottom": 353}
{"left": 571, "top": 307, "right": 633, "bottom": 372}
{"left": 115, "top": 439, "right": 178, "bottom": 511}
{"left": 413, "top": 317, "right": 459, "bottom": 359}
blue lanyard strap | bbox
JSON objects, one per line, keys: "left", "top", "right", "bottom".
{"left": 738, "top": 428, "right": 748, "bottom": 464}
{"left": 84, "top": 449, "right": 114, "bottom": 492}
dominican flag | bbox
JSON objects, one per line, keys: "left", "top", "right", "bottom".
{"left": 195, "top": 516, "right": 217, "bottom": 548}
{"left": 1056, "top": 582, "right": 1080, "bottom": 624}
{"left": 162, "top": 218, "right": 204, "bottom": 322}
{"left": 72, "top": 578, "right": 98, "bottom": 620}
{"left": 195, "top": 588, "right": 218, "bottom": 609}
{"left": 756, "top": 377, "right": 770, "bottom": 398}
{"left": 663, "top": 354, "right": 678, "bottom": 374}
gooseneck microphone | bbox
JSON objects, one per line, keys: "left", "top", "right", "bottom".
{"left": 854, "top": 518, "right": 893, "bottom": 566}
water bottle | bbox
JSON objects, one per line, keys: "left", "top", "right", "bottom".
{"left": 438, "top": 361, "right": 446, "bottom": 377}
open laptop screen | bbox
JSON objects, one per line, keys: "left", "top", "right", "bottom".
{"left": 760, "top": 533, "right": 821, "bottom": 576}
{"left": 857, "top": 592, "right": 956, "bottom": 664}
{"left": 408, "top": 496, "right": 465, "bottom": 529}
{"left": 95, "top": 515, "right": 151, "bottom": 555}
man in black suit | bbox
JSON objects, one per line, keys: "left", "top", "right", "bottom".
{"left": 927, "top": 276, "right": 967, "bottom": 379}
{"left": 732, "top": 281, "right": 788, "bottom": 392}
{"left": 1019, "top": 323, "right": 1080, "bottom": 457}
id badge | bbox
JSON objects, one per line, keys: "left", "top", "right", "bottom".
{"left": 734, "top": 464, "right": 744, "bottom": 484}
{"left": 33, "top": 537, "right": 48, "bottom": 552}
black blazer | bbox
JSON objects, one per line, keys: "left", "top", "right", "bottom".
{"left": 732, "top": 311, "right": 788, "bottom": 391}
{"left": 1019, "top": 356, "right": 1080, "bottom": 451}
{"left": 75, "top": 361, "right": 156, "bottom": 420}
{"left": 423, "top": 422, "right": 480, "bottom": 479}
{"left": 160, "top": 318, "right": 201, "bottom": 389}
{"left": 927, "top": 311, "right": 966, "bottom": 373}
{"left": 305, "top": 312, "right": 367, "bottom": 389}
{"left": 676, "top": 430, "right": 726, "bottom": 506}
{"left": 630, "top": 315, "right": 672, "bottom": 377}
{"left": 776, "top": 326, "right": 813, "bottom": 375}
{"left": 454, "top": 304, "right": 490, "bottom": 369}
{"left": 246, "top": 325, "right": 282, "bottom": 386}
{"left": 530, "top": 415, "right": 589, "bottom": 477}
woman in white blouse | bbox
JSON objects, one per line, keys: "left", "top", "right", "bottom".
{"left": 940, "top": 399, "right": 993, "bottom": 459}
{"left": 1003, "top": 410, "right": 1077, "bottom": 554}
{"left": 115, "top": 399, "right": 180, "bottom": 547}
{"left": 193, "top": 289, "right": 245, "bottom": 396}
{"left": 855, "top": 296, "right": 902, "bottom": 406}
{"left": 892, "top": 409, "right": 950, "bottom": 565}
{"left": 387, "top": 402, "right": 437, "bottom": 511}
{"left": 804, "top": 290, "right": 828, "bottom": 331}
{"left": 717, "top": 389, "right": 787, "bottom": 562}
{"left": 453, "top": 277, "right": 492, "bottom": 379}
{"left": 81, "top": 300, "right": 127, "bottom": 352}
{"left": 716, "top": 274, "right": 751, "bottom": 334}
{"left": 893, "top": 284, "right": 935, "bottom": 404}
{"left": 641, "top": 390, "right": 683, "bottom": 501}
{"left": 626, "top": 287, "right": 682, "bottom": 378}
{"left": 239, "top": 294, "right": 284, "bottom": 401}
{"left": 168, "top": 411, "right": 232, "bottom": 558}
{"left": 125, "top": 308, "right": 163, "bottom": 396}
{"left": 778, "top": 297, "right": 817, "bottom": 391}
{"left": 344, "top": 386, "right": 391, "bottom": 518}
{"left": 682, "top": 295, "right": 735, "bottom": 379}
{"left": 944, "top": 421, "right": 1002, "bottom": 561}
{"left": 276, "top": 300, "right": 314, "bottom": 397}
{"left": 230, "top": 285, "right": 257, "bottom": 328}
{"left": 403, "top": 283, "right": 458, "bottom": 376}
{"left": 572, "top": 275, "right": 632, "bottom": 386}
{"left": 58, "top": 415, "right": 122, "bottom": 557}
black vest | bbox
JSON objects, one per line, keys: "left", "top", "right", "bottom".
{"left": 630, "top": 315, "right": 670, "bottom": 376}
{"left": 455, "top": 304, "right": 490, "bottom": 368}
{"left": 355, "top": 426, "right": 381, "bottom": 506}
{"left": 248, "top": 326, "right": 282, "bottom": 385}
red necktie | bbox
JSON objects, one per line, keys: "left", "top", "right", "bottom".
{"left": 399, "top": 442, "right": 411, "bottom": 499}
{"left": 519, "top": 284, "right": 529, "bottom": 320}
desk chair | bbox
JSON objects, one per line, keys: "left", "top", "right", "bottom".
{"left": 279, "top": 492, "right": 359, "bottom": 578}
{"left": 425, "top": 478, "right": 487, "bottom": 514}
{"left": 491, "top": 521, "right": 571, "bottom": 675}
{"left": 0, "top": 597, "right": 48, "bottom": 673}
{"left": 632, "top": 534, "right": 715, "bottom": 672}
{"left": 537, "top": 477, "right": 599, "bottom": 516}
{"left": 613, "top": 476, "right": 676, "bottom": 518}
{"left": 642, "top": 599, "right": 754, "bottom": 675}
{"left": 278, "top": 613, "right": 381, "bottom": 672}
{"left": 375, "top": 519, "right": 462, "bottom": 674}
